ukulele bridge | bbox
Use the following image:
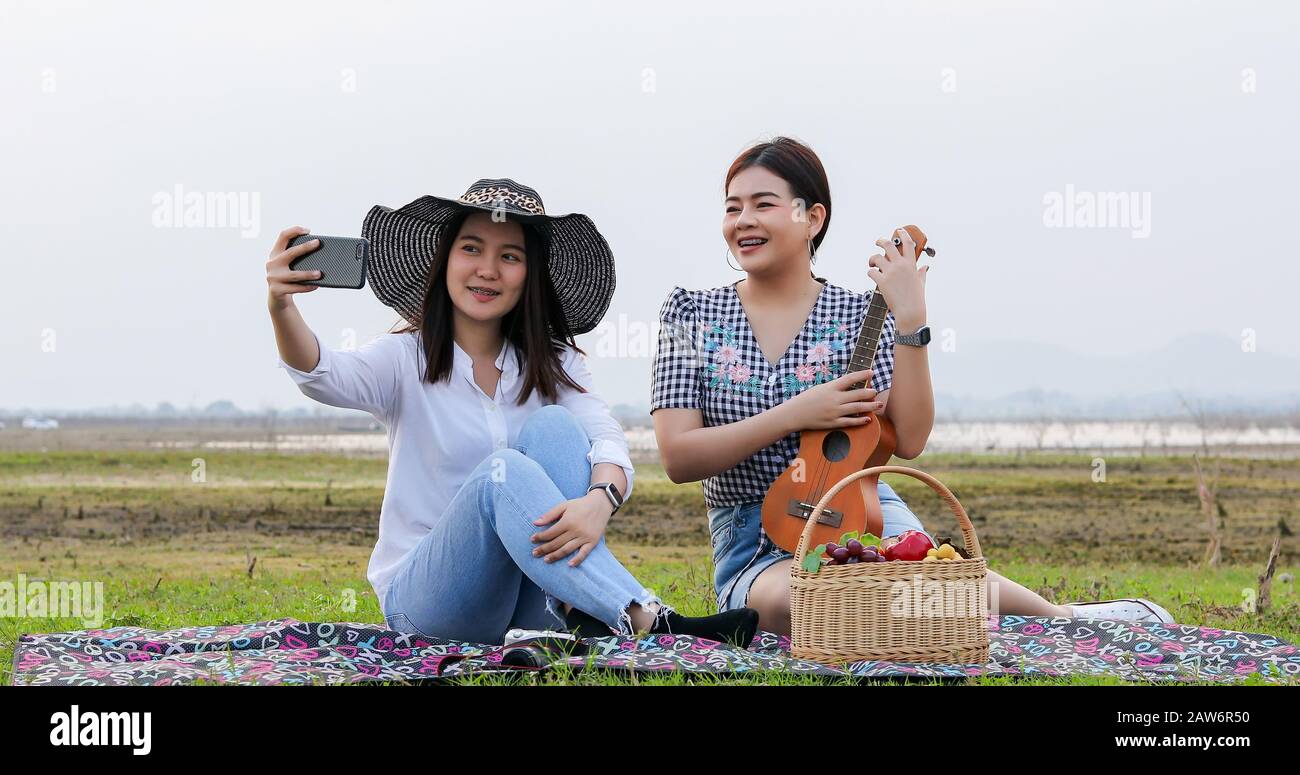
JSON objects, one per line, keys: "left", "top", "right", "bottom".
{"left": 786, "top": 499, "right": 843, "bottom": 528}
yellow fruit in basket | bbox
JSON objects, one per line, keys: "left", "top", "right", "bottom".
{"left": 936, "top": 544, "right": 957, "bottom": 560}
{"left": 926, "top": 548, "right": 939, "bottom": 558}
{"left": 923, "top": 555, "right": 938, "bottom": 562}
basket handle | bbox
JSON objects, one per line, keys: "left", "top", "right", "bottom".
{"left": 792, "top": 466, "right": 984, "bottom": 565}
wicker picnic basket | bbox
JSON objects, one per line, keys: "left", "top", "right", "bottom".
{"left": 789, "top": 465, "right": 990, "bottom": 664}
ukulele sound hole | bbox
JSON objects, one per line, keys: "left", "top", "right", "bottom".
{"left": 821, "top": 430, "right": 851, "bottom": 462}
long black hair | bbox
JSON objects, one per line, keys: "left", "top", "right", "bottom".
{"left": 392, "top": 209, "right": 585, "bottom": 404}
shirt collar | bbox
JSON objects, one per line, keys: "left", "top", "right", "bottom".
{"left": 451, "top": 338, "right": 518, "bottom": 381}
{"left": 496, "top": 340, "right": 518, "bottom": 377}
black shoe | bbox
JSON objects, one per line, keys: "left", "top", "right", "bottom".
{"left": 563, "top": 607, "right": 615, "bottom": 639}
{"left": 649, "top": 607, "right": 760, "bottom": 648}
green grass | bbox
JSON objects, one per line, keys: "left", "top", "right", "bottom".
{"left": 2, "top": 449, "right": 1297, "bottom": 685}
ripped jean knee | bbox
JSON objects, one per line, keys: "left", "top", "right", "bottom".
{"left": 612, "top": 592, "right": 671, "bottom": 636}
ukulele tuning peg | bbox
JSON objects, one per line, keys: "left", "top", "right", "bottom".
{"left": 923, "top": 246, "right": 936, "bottom": 257}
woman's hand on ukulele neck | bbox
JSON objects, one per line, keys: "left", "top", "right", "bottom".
{"left": 777, "top": 370, "right": 884, "bottom": 433}
{"left": 868, "top": 228, "right": 930, "bottom": 332}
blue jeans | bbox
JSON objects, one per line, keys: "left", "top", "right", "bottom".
{"left": 709, "top": 481, "right": 933, "bottom": 612}
{"left": 381, "top": 405, "right": 662, "bottom": 644}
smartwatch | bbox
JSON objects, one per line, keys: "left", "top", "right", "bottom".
{"left": 897, "top": 324, "right": 931, "bottom": 347}
{"left": 587, "top": 482, "right": 624, "bottom": 515}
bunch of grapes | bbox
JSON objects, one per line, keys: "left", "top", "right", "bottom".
{"left": 824, "top": 538, "right": 887, "bottom": 565}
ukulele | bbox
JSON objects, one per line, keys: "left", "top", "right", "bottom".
{"left": 760, "top": 225, "right": 935, "bottom": 553}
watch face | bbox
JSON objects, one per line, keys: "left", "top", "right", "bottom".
{"left": 593, "top": 483, "right": 622, "bottom": 508}
{"left": 918, "top": 327, "right": 931, "bottom": 345}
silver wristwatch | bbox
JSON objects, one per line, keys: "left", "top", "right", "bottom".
{"left": 587, "top": 482, "right": 624, "bottom": 515}
{"left": 897, "top": 324, "right": 931, "bottom": 347}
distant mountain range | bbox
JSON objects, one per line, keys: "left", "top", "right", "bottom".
{"left": 928, "top": 331, "right": 1298, "bottom": 401}
{"left": 6, "top": 333, "right": 1296, "bottom": 424}
{"left": 922, "top": 331, "right": 1299, "bottom": 420}
{"left": 606, "top": 331, "right": 1300, "bottom": 424}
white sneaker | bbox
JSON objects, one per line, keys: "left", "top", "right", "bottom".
{"left": 1065, "top": 598, "right": 1175, "bottom": 624}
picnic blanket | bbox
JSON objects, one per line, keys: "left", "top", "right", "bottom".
{"left": 12, "top": 615, "right": 1298, "bottom": 685}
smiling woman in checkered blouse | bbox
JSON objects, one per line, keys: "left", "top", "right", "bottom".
{"left": 650, "top": 137, "right": 1177, "bottom": 634}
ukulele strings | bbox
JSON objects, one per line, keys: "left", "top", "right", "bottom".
{"left": 797, "top": 321, "right": 882, "bottom": 532}
{"left": 802, "top": 454, "right": 835, "bottom": 521}
{"left": 798, "top": 460, "right": 821, "bottom": 510}
{"left": 790, "top": 272, "right": 900, "bottom": 537}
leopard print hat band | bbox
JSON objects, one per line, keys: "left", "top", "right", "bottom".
{"left": 455, "top": 180, "right": 547, "bottom": 215}
{"left": 361, "top": 178, "right": 616, "bottom": 335}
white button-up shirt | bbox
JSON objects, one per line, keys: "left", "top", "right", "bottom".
{"left": 277, "top": 330, "right": 636, "bottom": 604}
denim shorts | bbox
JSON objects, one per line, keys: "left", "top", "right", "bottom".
{"left": 709, "top": 480, "right": 933, "bottom": 612}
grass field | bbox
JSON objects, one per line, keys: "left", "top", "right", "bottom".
{"left": 2, "top": 448, "right": 1297, "bottom": 685}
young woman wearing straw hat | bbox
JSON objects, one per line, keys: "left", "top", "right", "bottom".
{"left": 267, "top": 178, "right": 759, "bottom": 646}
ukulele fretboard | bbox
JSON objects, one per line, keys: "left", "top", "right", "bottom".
{"left": 846, "top": 291, "right": 890, "bottom": 390}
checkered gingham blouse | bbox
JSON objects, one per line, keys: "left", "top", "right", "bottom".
{"left": 651, "top": 280, "right": 897, "bottom": 509}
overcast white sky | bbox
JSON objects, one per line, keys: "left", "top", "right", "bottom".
{"left": 2, "top": 0, "right": 1297, "bottom": 412}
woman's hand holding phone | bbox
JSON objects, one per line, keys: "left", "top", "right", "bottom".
{"left": 266, "top": 225, "right": 324, "bottom": 310}
{"left": 266, "top": 225, "right": 327, "bottom": 374}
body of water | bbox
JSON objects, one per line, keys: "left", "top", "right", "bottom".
{"left": 142, "top": 421, "right": 1300, "bottom": 457}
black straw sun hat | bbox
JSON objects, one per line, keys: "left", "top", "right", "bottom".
{"left": 361, "top": 178, "right": 616, "bottom": 335}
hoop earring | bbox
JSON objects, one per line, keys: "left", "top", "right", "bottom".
{"left": 725, "top": 248, "right": 743, "bottom": 272}
{"left": 808, "top": 239, "right": 818, "bottom": 265}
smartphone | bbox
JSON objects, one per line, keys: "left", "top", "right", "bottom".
{"left": 288, "top": 234, "right": 370, "bottom": 289}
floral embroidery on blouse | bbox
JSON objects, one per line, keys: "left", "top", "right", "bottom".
{"left": 703, "top": 321, "right": 764, "bottom": 395}
{"left": 781, "top": 318, "right": 852, "bottom": 398}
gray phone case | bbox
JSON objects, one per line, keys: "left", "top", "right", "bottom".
{"left": 288, "top": 234, "right": 369, "bottom": 290}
